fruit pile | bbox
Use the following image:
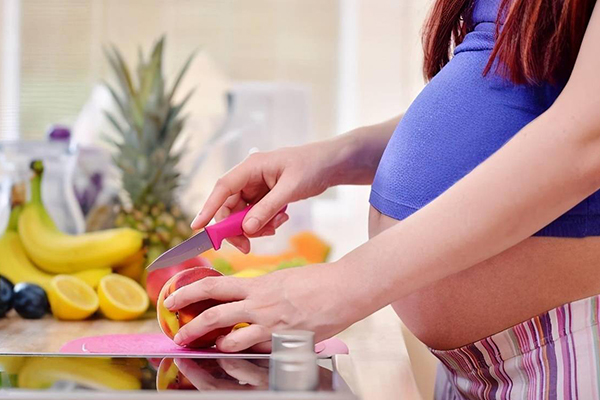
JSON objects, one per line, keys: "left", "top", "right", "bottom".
{"left": 206, "top": 231, "right": 331, "bottom": 276}
{"left": 0, "top": 161, "right": 149, "bottom": 321}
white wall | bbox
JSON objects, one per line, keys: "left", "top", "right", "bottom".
{"left": 323, "top": 0, "right": 430, "bottom": 260}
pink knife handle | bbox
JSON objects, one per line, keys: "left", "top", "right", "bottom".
{"left": 205, "top": 205, "right": 288, "bottom": 250}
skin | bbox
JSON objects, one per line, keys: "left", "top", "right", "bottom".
{"left": 166, "top": 3, "right": 600, "bottom": 353}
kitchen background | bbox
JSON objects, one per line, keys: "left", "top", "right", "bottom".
{"left": 0, "top": 0, "right": 429, "bottom": 259}
{"left": 0, "top": 1, "right": 439, "bottom": 397}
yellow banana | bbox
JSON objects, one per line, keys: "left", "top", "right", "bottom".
{"left": 0, "top": 230, "right": 52, "bottom": 291}
{"left": 0, "top": 208, "right": 112, "bottom": 291}
{"left": 18, "top": 357, "right": 141, "bottom": 390}
{"left": 18, "top": 162, "right": 144, "bottom": 273}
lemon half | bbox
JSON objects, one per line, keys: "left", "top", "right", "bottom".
{"left": 48, "top": 275, "right": 99, "bottom": 320}
{"left": 98, "top": 274, "right": 149, "bottom": 321}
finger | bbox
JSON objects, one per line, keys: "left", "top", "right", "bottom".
{"left": 165, "top": 276, "right": 247, "bottom": 310}
{"left": 217, "top": 359, "right": 269, "bottom": 388}
{"left": 215, "top": 194, "right": 246, "bottom": 222}
{"left": 242, "top": 178, "right": 294, "bottom": 235}
{"left": 213, "top": 197, "right": 251, "bottom": 253}
{"left": 246, "top": 213, "right": 289, "bottom": 238}
{"left": 174, "top": 358, "right": 240, "bottom": 390}
{"left": 216, "top": 324, "right": 271, "bottom": 353}
{"left": 249, "top": 341, "right": 272, "bottom": 353}
{"left": 174, "top": 301, "right": 250, "bottom": 346}
{"left": 226, "top": 235, "right": 251, "bottom": 253}
{"left": 191, "top": 167, "right": 250, "bottom": 230}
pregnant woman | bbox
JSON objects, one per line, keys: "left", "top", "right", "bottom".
{"left": 164, "top": 0, "right": 600, "bottom": 397}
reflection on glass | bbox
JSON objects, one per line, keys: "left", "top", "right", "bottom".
{"left": 0, "top": 355, "right": 334, "bottom": 392}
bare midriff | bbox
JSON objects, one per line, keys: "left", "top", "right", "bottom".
{"left": 369, "top": 205, "right": 600, "bottom": 351}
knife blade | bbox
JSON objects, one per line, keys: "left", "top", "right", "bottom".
{"left": 146, "top": 230, "right": 213, "bottom": 272}
{"left": 146, "top": 204, "right": 287, "bottom": 272}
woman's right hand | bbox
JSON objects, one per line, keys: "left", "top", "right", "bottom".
{"left": 190, "top": 140, "right": 348, "bottom": 253}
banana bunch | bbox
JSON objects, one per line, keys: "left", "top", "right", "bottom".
{"left": 18, "top": 161, "right": 144, "bottom": 273}
{"left": 0, "top": 205, "right": 111, "bottom": 291}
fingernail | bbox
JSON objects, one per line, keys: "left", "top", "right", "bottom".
{"left": 243, "top": 217, "right": 260, "bottom": 234}
{"left": 174, "top": 333, "right": 183, "bottom": 345}
{"left": 164, "top": 296, "right": 174, "bottom": 309}
{"left": 190, "top": 213, "right": 202, "bottom": 228}
{"left": 274, "top": 214, "right": 286, "bottom": 225}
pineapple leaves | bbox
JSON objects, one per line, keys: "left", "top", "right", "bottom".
{"left": 138, "top": 37, "right": 164, "bottom": 112}
{"left": 102, "top": 36, "right": 197, "bottom": 208}
{"left": 104, "top": 111, "right": 127, "bottom": 137}
{"left": 102, "top": 81, "right": 129, "bottom": 122}
{"left": 104, "top": 46, "right": 136, "bottom": 100}
{"left": 168, "top": 49, "right": 198, "bottom": 102}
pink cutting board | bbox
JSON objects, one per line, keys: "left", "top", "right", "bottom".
{"left": 59, "top": 333, "right": 348, "bottom": 359}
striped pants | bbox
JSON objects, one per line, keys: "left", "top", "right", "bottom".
{"left": 431, "top": 294, "right": 600, "bottom": 399}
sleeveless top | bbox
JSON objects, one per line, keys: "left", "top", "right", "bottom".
{"left": 370, "top": 0, "right": 599, "bottom": 237}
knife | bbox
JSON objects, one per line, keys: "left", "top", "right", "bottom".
{"left": 146, "top": 205, "right": 287, "bottom": 272}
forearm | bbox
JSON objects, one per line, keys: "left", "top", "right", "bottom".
{"left": 326, "top": 114, "right": 402, "bottom": 186}
{"left": 337, "top": 101, "right": 600, "bottom": 317}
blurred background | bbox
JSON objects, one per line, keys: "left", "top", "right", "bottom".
{"left": 0, "top": 0, "right": 430, "bottom": 255}
{"left": 0, "top": 2, "right": 439, "bottom": 397}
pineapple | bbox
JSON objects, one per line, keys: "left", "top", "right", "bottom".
{"left": 104, "top": 37, "right": 195, "bottom": 264}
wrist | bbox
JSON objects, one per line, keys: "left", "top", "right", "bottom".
{"left": 323, "top": 128, "right": 376, "bottom": 187}
{"left": 325, "top": 257, "right": 382, "bottom": 323}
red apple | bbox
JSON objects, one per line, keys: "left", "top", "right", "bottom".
{"left": 146, "top": 256, "right": 210, "bottom": 307}
{"left": 157, "top": 267, "right": 231, "bottom": 348}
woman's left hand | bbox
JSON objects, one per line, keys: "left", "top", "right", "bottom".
{"left": 162, "top": 263, "right": 357, "bottom": 352}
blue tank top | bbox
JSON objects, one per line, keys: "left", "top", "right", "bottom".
{"left": 370, "top": 0, "right": 600, "bottom": 237}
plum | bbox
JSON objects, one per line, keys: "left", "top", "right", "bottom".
{"left": 0, "top": 276, "right": 14, "bottom": 318}
{"left": 13, "top": 283, "right": 49, "bottom": 319}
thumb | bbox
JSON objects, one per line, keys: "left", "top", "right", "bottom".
{"left": 243, "top": 181, "right": 293, "bottom": 235}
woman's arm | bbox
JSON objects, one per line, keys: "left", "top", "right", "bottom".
{"left": 330, "top": 114, "right": 402, "bottom": 186}
{"left": 190, "top": 114, "right": 402, "bottom": 251}
{"left": 342, "top": 4, "right": 600, "bottom": 315}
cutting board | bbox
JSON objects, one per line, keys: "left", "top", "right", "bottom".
{"left": 59, "top": 333, "right": 348, "bottom": 359}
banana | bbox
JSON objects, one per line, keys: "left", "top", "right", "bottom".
{"left": 18, "top": 161, "right": 144, "bottom": 274}
{"left": 0, "top": 206, "right": 112, "bottom": 291}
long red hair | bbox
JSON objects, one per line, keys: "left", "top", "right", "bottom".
{"left": 422, "top": 0, "right": 596, "bottom": 84}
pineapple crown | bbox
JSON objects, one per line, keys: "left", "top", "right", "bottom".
{"left": 103, "top": 36, "right": 197, "bottom": 209}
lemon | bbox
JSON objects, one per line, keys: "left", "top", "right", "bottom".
{"left": 97, "top": 274, "right": 149, "bottom": 321}
{"left": 71, "top": 268, "right": 112, "bottom": 289}
{"left": 232, "top": 269, "right": 268, "bottom": 278}
{"left": 48, "top": 275, "right": 99, "bottom": 320}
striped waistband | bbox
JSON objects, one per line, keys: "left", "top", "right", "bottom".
{"left": 430, "top": 294, "right": 600, "bottom": 373}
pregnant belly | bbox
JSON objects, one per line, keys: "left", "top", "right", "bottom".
{"left": 369, "top": 205, "right": 600, "bottom": 350}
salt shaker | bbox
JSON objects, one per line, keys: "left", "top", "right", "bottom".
{"left": 269, "top": 330, "right": 319, "bottom": 391}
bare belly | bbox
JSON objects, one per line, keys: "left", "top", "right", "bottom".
{"left": 369, "top": 205, "right": 600, "bottom": 350}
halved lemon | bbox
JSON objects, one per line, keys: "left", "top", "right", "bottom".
{"left": 48, "top": 275, "right": 99, "bottom": 320}
{"left": 97, "top": 274, "right": 149, "bottom": 321}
